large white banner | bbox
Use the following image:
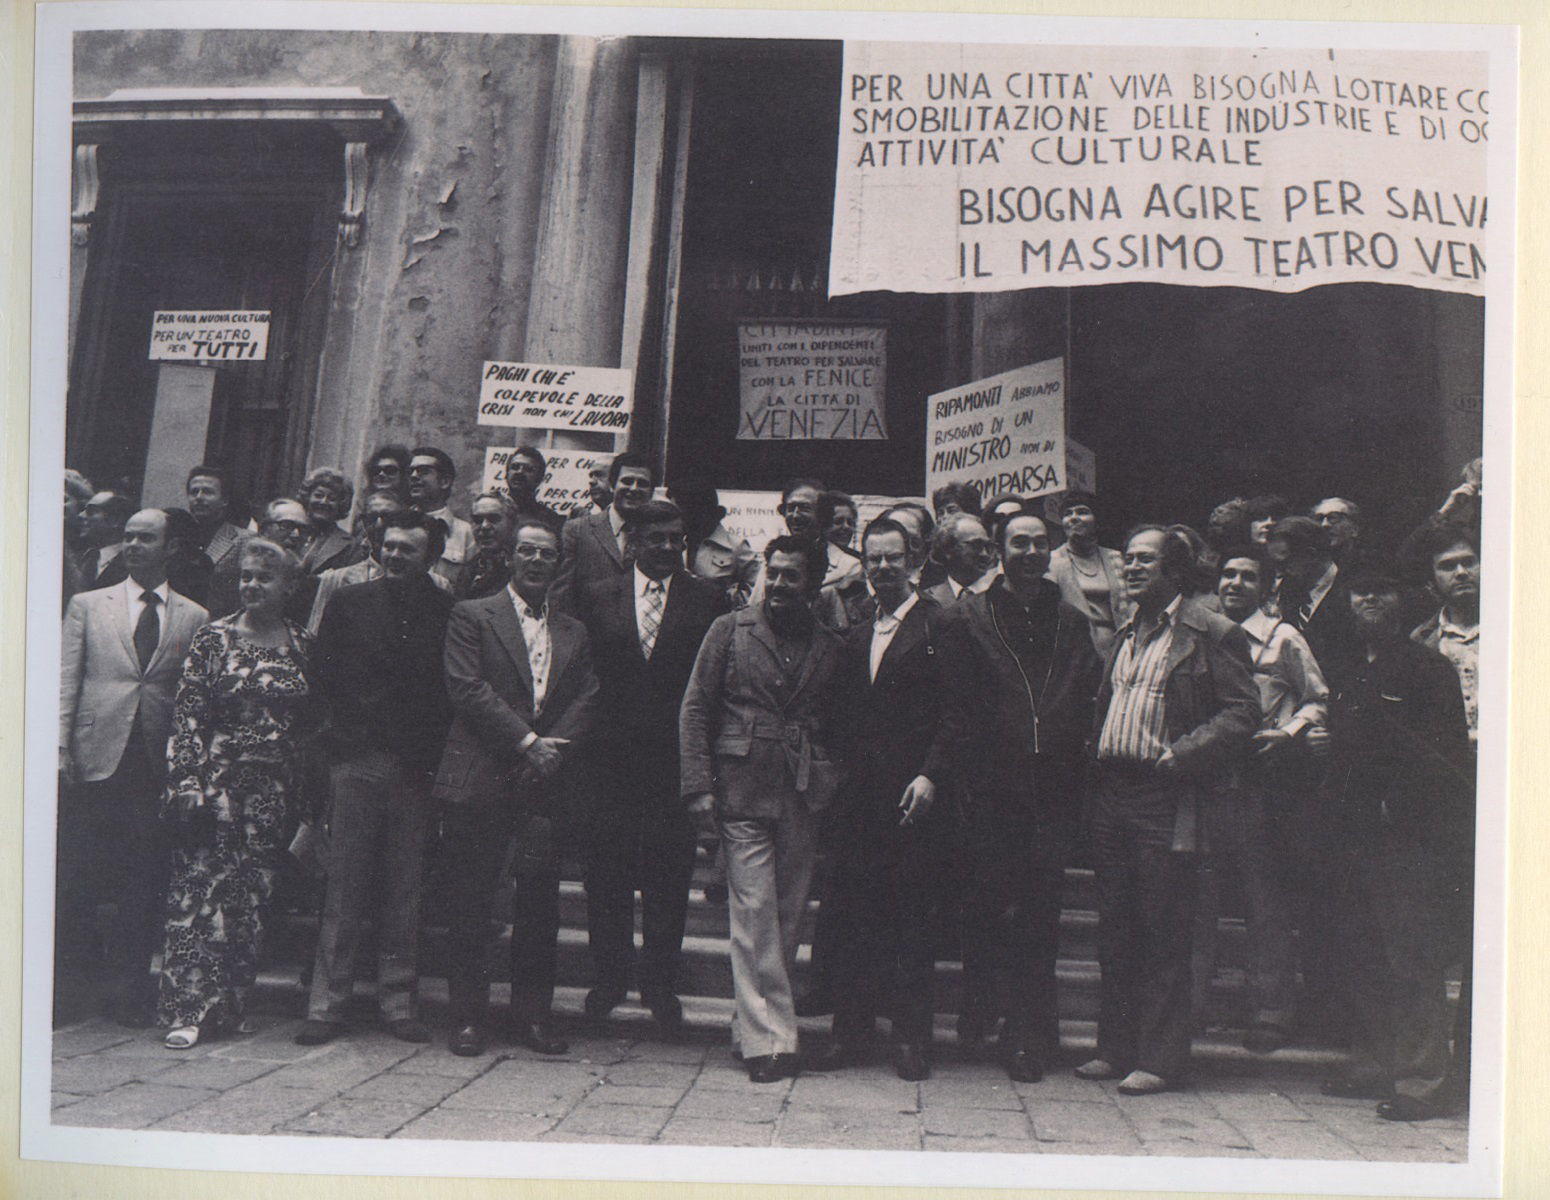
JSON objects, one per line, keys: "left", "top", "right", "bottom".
{"left": 831, "top": 44, "right": 1488, "bottom": 296}
{"left": 926, "top": 357, "right": 1066, "bottom": 501}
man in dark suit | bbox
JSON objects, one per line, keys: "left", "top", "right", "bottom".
{"left": 551, "top": 451, "right": 655, "bottom": 618}
{"left": 580, "top": 499, "right": 727, "bottom": 1035}
{"left": 295, "top": 511, "right": 453, "bottom": 1046}
{"left": 1077, "top": 525, "right": 1259, "bottom": 1095}
{"left": 813, "top": 517, "right": 953, "bottom": 1081}
{"left": 1266, "top": 516, "right": 1358, "bottom": 672}
{"left": 185, "top": 465, "right": 248, "bottom": 572}
{"left": 58, "top": 508, "right": 209, "bottom": 1023}
{"left": 936, "top": 513, "right": 1103, "bottom": 1082}
{"left": 75, "top": 489, "right": 132, "bottom": 591}
{"left": 433, "top": 518, "right": 599, "bottom": 1058}
{"left": 681, "top": 536, "right": 846, "bottom": 1082}
{"left": 452, "top": 492, "right": 517, "bottom": 602}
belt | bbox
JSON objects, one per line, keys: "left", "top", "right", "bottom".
{"left": 747, "top": 719, "right": 822, "bottom": 793}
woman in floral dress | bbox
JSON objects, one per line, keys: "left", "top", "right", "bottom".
{"left": 159, "top": 539, "right": 314, "bottom": 1048}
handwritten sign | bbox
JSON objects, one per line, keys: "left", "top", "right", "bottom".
{"left": 482, "top": 447, "right": 617, "bottom": 515}
{"left": 737, "top": 322, "right": 888, "bottom": 440}
{"left": 831, "top": 44, "right": 1488, "bottom": 296}
{"left": 926, "top": 357, "right": 1066, "bottom": 502}
{"left": 477, "top": 362, "right": 634, "bottom": 433}
{"left": 1041, "top": 438, "right": 1097, "bottom": 524}
{"left": 149, "top": 310, "right": 270, "bottom": 362}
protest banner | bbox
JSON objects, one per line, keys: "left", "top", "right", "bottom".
{"left": 482, "top": 446, "right": 617, "bottom": 515}
{"left": 831, "top": 44, "right": 1488, "bottom": 296}
{"left": 477, "top": 361, "right": 634, "bottom": 432}
{"left": 926, "top": 357, "right": 1066, "bottom": 502}
{"left": 149, "top": 310, "right": 270, "bottom": 361}
{"left": 737, "top": 321, "right": 888, "bottom": 440}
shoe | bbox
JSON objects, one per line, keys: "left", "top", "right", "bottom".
{"left": 388, "top": 1018, "right": 431, "bottom": 1044}
{"left": 702, "top": 883, "right": 728, "bottom": 904}
{"left": 1321, "top": 1076, "right": 1395, "bottom": 1100}
{"left": 807, "top": 1040, "right": 866, "bottom": 1072}
{"left": 794, "top": 990, "right": 833, "bottom": 1017}
{"left": 1117, "top": 1070, "right": 1170, "bottom": 1096}
{"left": 1006, "top": 1049, "right": 1044, "bottom": 1083}
{"left": 294, "top": 1019, "right": 341, "bottom": 1046}
{"left": 894, "top": 1043, "right": 930, "bottom": 1082}
{"left": 746, "top": 1055, "right": 783, "bottom": 1083}
{"left": 449, "top": 1024, "right": 486, "bottom": 1057}
{"left": 1377, "top": 1095, "right": 1453, "bottom": 1122}
{"left": 642, "top": 991, "right": 684, "bottom": 1037}
{"left": 772, "top": 1052, "right": 801, "bottom": 1080}
{"left": 584, "top": 987, "right": 625, "bottom": 1024}
{"left": 1243, "top": 1022, "right": 1291, "bottom": 1054}
{"left": 515, "top": 1022, "right": 569, "bottom": 1056}
{"left": 164, "top": 1025, "right": 200, "bottom": 1050}
{"left": 1075, "top": 1058, "right": 1126, "bottom": 1081}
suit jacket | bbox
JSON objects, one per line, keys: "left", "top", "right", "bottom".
{"left": 1047, "top": 543, "right": 1133, "bottom": 657}
{"left": 300, "top": 523, "right": 356, "bottom": 576}
{"left": 91, "top": 549, "right": 213, "bottom": 611}
{"left": 432, "top": 589, "right": 599, "bottom": 816}
{"left": 552, "top": 508, "right": 629, "bottom": 618}
{"left": 839, "top": 597, "right": 952, "bottom": 828}
{"left": 585, "top": 569, "right": 727, "bottom": 784}
{"left": 201, "top": 521, "right": 249, "bottom": 571}
{"left": 314, "top": 575, "right": 455, "bottom": 778}
{"left": 679, "top": 605, "right": 845, "bottom": 819}
{"left": 1091, "top": 594, "right": 1259, "bottom": 851}
{"left": 59, "top": 580, "right": 210, "bottom": 781}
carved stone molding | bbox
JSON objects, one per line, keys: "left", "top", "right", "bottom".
{"left": 340, "top": 142, "right": 370, "bottom": 248}
{"left": 70, "top": 144, "right": 99, "bottom": 247}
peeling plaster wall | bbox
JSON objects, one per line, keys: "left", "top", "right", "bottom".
{"left": 74, "top": 30, "right": 586, "bottom": 503}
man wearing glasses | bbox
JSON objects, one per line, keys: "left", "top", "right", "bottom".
{"left": 433, "top": 519, "right": 598, "bottom": 1058}
{"left": 406, "top": 446, "right": 475, "bottom": 584}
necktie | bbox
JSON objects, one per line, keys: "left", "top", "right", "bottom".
{"left": 641, "top": 580, "right": 665, "bottom": 660}
{"left": 135, "top": 591, "right": 161, "bottom": 671}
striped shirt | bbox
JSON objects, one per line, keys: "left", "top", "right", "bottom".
{"left": 1097, "top": 595, "right": 1181, "bottom": 765}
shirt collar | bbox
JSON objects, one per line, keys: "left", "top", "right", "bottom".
{"left": 1437, "top": 611, "right": 1479, "bottom": 642}
{"left": 507, "top": 583, "right": 547, "bottom": 621}
{"left": 875, "top": 591, "right": 919, "bottom": 629}
{"left": 609, "top": 506, "right": 627, "bottom": 539}
{"left": 1240, "top": 607, "right": 1277, "bottom": 645}
{"left": 635, "top": 565, "right": 671, "bottom": 595}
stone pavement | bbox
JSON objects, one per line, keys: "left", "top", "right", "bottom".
{"left": 49, "top": 990, "right": 1468, "bottom": 1161}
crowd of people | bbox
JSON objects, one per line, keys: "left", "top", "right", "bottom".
{"left": 56, "top": 443, "right": 1482, "bottom": 1125}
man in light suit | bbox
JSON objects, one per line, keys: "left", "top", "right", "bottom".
{"left": 551, "top": 451, "right": 655, "bottom": 618}
{"left": 58, "top": 508, "right": 209, "bottom": 1024}
{"left": 579, "top": 500, "right": 727, "bottom": 1035}
{"left": 681, "top": 535, "right": 846, "bottom": 1082}
{"left": 433, "top": 518, "right": 599, "bottom": 1058}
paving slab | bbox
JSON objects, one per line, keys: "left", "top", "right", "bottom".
{"left": 149, "top": 1084, "right": 340, "bottom": 1135}
{"left": 1229, "top": 1118, "right": 1365, "bottom": 1161}
{"left": 51, "top": 1055, "right": 178, "bottom": 1095}
{"left": 657, "top": 1116, "right": 776, "bottom": 1147}
{"left": 392, "top": 1108, "right": 560, "bottom": 1141}
{"left": 99, "top": 1033, "right": 219, "bottom": 1060}
{"left": 382, "top": 1048, "right": 502, "bottom": 1079}
{"left": 278, "top": 1097, "right": 428, "bottom": 1138}
{"left": 1028, "top": 1100, "right": 1142, "bottom": 1149}
{"left": 1203, "top": 1089, "right": 1312, "bottom": 1123}
{"left": 440, "top": 1062, "right": 600, "bottom": 1114}
{"left": 151, "top": 1056, "right": 284, "bottom": 1091}
{"left": 677, "top": 1085, "right": 788, "bottom": 1123}
{"left": 600, "top": 1060, "right": 703, "bottom": 1089}
{"left": 550, "top": 1102, "right": 672, "bottom": 1139}
{"left": 775, "top": 1111, "right": 920, "bottom": 1152}
{"left": 54, "top": 1082, "right": 218, "bottom": 1129}
{"left": 922, "top": 1105, "right": 1035, "bottom": 1141}
{"left": 1126, "top": 1111, "right": 1255, "bottom": 1152}
{"left": 586, "top": 1081, "right": 689, "bottom": 1107}
{"left": 786, "top": 1072, "right": 921, "bottom": 1111}
{"left": 51, "top": 1024, "right": 138, "bottom": 1058}
{"left": 920, "top": 1077, "right": 1025, "bottom": 1111}
{"left": 923, "top": 1134, "right": 1043, "bottom": 1154}
{"left": 346, "top": 1072, "right": 466, "bottom": 1107}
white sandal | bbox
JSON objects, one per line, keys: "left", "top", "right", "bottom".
{"left": 164, "top": 1025, "right": 200, "bottom": 1050}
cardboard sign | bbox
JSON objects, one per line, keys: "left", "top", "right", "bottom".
{"left": 737, "top": 322, "right": 888, "bottom": 440}
{"left": 926, "top": 357, "right": 1066, "bottom": 501}
{"left": 149, "top": 310, "right": 270, "bottom": 361}
{"left": 831, "top": 44, "right": 1489, "bottom": 297}
{"left": 477, "top": 362, "right": 634, "bottom": 433}
{"left": 481, "top": 447, "right": 617, "bottom": 515}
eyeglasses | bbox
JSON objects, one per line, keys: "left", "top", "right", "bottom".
{"left": 266, "top": 519, "right": 308, "bottom": 534}
{"left": 407, "top": 464, "right": 440, "bottom": 476}
{"left": 371, "top": 464, "right": 401, "bottom": 477}
{"left": 514, "top": 545, "right": 559, "bottom": 562}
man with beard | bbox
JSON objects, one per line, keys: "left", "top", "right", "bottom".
{"left": 59, "top": 509, "right": 209, "bottom": 1023}
{"left": 1314, "top": 563, "right": 1473, "bottom": 1121}
{"left": 580, "top": 500, "right": 726, "bottom": 1035}
{"left": 434, "top": 519, "right": 598, "bottom": 1058}
{"left": 552, "top": 452, "right": 655, "bottom": 618}
{"left": 296, "top": 512, "right": 453, "bottom": 1046}
{"left": 938, "top": 513, "right": 1102, "bottom": 1082}
{"left": 815, "top": 517, "right": 954, "bottom": 1081}
{"left": 1077, "top": 525, "right": 1258, "bottom": 1095}
{"left": 502, "top": 446, "right": 566, "bottom": 532}
{"left": 185, "top": 466, "right": 248, "bottom": 572}
{"left": 407, "top": 447, "right": 475, "bottom": 584}
{"left": 681, "top": 536, "right": 845, "bottom": 1082}
{"left": 297, "top": 468, "right": 357, "bottom": 575}
{"left": 454, "top": 492, "right": 520, "bottom": 602}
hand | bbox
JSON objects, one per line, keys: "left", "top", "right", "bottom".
{"left": 523, "top": 736, "right": 569, "bottom": 780}
{"left": 1156, "top": 748, "right": 1179, "bottom": 775}
{"left": 1252, "top": 728, "right": 1294, "bottom": 757}
{"left": 1305, "top": 726, "right": 1332, "bottom": 758}
{"left": 898, "top": 776, "right": 936, "bottom": 826}
{"left": 685, "top": 791, "right": 717, "bottom": 835}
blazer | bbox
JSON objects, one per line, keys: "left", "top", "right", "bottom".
{"left": 1046, "top": 543, "right": 1133, "bottom": 657}
{"left": 584, "top": 569, "right": 727, "bottom": 777}
{"left": 59, "top": 580, "right": 210, "bottom": 781}
{"left": 679, "top": 605, "right": 845, "bottom": 820}
{"left": 552, "top": 508, "right": 629, "bottom": 619}
{"left": 300, "top": 523, "right": 357, "bottom": 576}
{"left": 313, "top": 575, "right": 455, "bottom": 778}
{"left": 432, "top": 589, "right": 599, "bottom": 815}
{"left": 838, "top": 597, "right": 953, "bottom": 823}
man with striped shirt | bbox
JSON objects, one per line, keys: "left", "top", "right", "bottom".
{"left": 1076, "top": 525, "right": 1259, "bottom": 1096}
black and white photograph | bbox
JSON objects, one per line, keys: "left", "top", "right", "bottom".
{"left": 21, "top": 2, "right": 1513, "bottom": 1193}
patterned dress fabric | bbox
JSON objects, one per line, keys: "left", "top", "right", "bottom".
{"left": 157, "top": 618, "right": 313, "bottom": 1031}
